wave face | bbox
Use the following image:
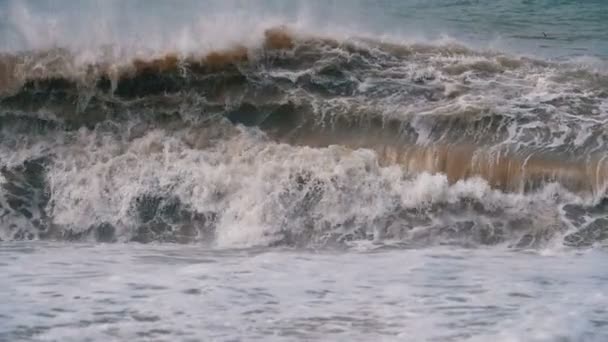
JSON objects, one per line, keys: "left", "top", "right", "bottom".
{"left": 1, "top": 10, "right": 608, "bottom": 248}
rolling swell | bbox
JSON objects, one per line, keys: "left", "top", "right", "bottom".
{"left": 1, "top": 27, "right": 607, "bottom": 248}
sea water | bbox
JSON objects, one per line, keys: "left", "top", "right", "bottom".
{"left": 1, "top": 1, "right": 607, "bottom": 341}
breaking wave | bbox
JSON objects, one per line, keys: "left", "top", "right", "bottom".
{"left": 1, "top": 26, "right": 608, "bottom": 248}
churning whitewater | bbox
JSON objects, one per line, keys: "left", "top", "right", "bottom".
{"left": 2, "top": 1, "right": 608, "bottom": 342}
{"left": 0, "top": 25, "right": 607, "bottom": 248}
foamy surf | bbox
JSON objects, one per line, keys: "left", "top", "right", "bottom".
{"left": 2, "top": 2, "right": 608, "bottom": 342}
{"left": 0, "top": 25, "right": 606, "bottom": 248}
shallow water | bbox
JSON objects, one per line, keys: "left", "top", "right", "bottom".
{"left": 0, "top": 243, "right": 606, "bottom": 342}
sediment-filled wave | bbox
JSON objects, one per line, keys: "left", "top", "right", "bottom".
{"left": 1, "top": 27, "right": 607, "bottom": 248}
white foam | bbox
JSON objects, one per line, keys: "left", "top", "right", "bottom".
{"left": 14, "top": 120, "right": 580, "bottom": 246}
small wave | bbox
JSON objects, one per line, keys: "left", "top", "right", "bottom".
{"left": 510, "top": 34, "right": 559, "bottom": 41}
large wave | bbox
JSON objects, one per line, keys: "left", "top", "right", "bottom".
{"left": 1, "top": 24, "right": 607, "bottom": 248}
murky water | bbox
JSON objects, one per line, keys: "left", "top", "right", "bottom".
{"left": 2, "top": 1, "right": 608, "bottom": 341}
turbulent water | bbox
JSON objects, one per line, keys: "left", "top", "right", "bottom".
{"left": 1, "top": 0, "right": 608, "bottom": 341}
{"left": 1, "top": 243, "right": 607, "bottom": 342}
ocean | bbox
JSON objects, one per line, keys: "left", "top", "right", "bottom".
{"left": 0, "top": 1, "right": 607, "bottom": 341}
